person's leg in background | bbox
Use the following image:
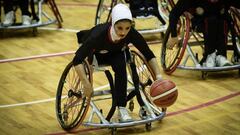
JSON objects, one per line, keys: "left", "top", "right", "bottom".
{"left": 204, "top": 16, "right": 232, "bottom": 67}
{"left": 144, "top": 0, "right": 166, "bottom": 25}
{"left": 127, "top": 0, "right": 145, "bottom": 17}
{"left": 18, "top": 0, "right": 31, "bottom": 25}
{"left": 203, "top": 17, "right": 218, "bottom": 67}
{"left": 215, "top": 18, "right": 232, "bottom": 66}
{"left": 3, "top": 0, "right": 15, "bottom": 26}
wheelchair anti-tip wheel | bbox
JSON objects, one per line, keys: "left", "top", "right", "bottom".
{"left": 161, "top": 16, "right": 191, "bottom": 75}
{"left": 56, "top": 60, "right": 92, "bottom": 131}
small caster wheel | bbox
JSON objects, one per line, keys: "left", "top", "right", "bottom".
{"left": 145, "top": 123, "right": 152, "bottom": 131}
{"left": 129, "top": 100, "right": 134, "bottom": 112}
{"left": 32, "top": 27, "right": 38, "bottom": 36}
{"left": 195, "top": 53, "right": 199, "bottom": 62}
{"left": 111, "top": 128, "right": 117, "bottom": 135}
{"left": 160, "top": 32, "right": 165, "bottom": 40}
{"left": 162, "top": 107, "right": 167, "bottom": 112}
{"left": 201, "top": 71, "right": 208, "bottom": 80}
{"left": 100, "top": 109, "right": 103, "bottom": 123}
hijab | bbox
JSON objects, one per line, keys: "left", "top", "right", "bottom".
{"left": 110, "top": 4, "right": 133, "bottom": 42}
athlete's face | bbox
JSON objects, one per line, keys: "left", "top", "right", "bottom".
{"left": 114, "top": 20, "right": 132, "bottom": 40}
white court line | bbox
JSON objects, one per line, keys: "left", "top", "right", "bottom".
{"left": 0, "top": 27, "right": 160, "bottom": 64}
{"left": 0, "top": 51, "right": 75, "bottom": 63}
{"left": 0, "top": 84, "right": 109, "bottom": 108}
{"left": 0, "top": 27, "right": 78, "bottom": 63}
{"left": 39, "top": 27, "right": 79, "bottom": 33}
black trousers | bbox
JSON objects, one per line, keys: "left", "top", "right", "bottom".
{"left": 95, "top": 51, "right": 128, "bottom": 107}
{"left": 203, "top": 16, "right": 228, "bottom": 57}
{"left": 3, "top": 0, "right": 31, "bottom": 16}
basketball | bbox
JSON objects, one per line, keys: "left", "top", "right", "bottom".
{"left": 150, "top": 79, "right": 178, "bottom": 108}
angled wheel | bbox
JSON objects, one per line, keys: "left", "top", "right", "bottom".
{"left": 56, "top": 60, "right": 92, "bottom": 131}
{"left": 145, "top": 122, "right": 152, "bottom": 131}
{"left": 230, "top": 7, "right": 240, "bottom": 55}
{"left": 230, "top": 7, "right": 240, "bottom": 36}
{"left": 95, "top": 0, "right": 117, "bottom": 25}
{"left": 161, "top": 16, "right": 191, "bottom": 75}
{"left": 130, "top": 50, "right": 166, "bottom": 115}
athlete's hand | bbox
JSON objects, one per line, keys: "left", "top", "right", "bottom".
{"left": 167, "top": 37, "right": 179, "bottom": 50}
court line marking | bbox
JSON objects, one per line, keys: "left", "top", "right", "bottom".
{"left": 39, "top": 27, "right": 79, "bottom": 33}
{"left": 0, "top": 51, "right": 75, "bottom": 64}
{"left": 0, "top": 84, "right": 109, "bottom": 108}
{"left": 46, "top": 91, "right": 240, "bottom": 135}
{"left": 57, "top": 3, "right": 97, "bottom": 7}
{"left": 0, "top": 40, "right": 160, "bottom": 64}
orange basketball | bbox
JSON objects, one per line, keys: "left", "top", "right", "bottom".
{"left": 150, "top": 79, "right": 178, "bottom": 108}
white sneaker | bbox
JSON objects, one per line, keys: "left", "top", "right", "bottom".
{"left": 3, "top": 11, "right": 15, "bottom": 26}
{"left": 139, "top": 106, "right": 150, "bottom": 120}
{"left": 118, "top": 107, "right": 132, "bottom": 122}
{"left": 22, "top": 15, "right": 31, "bottom": 25}
{"left": 216, "top": 55, "right": 232, "bottom": 67}
{"left": 205, "top": 51, "right": 217, "bottom": 67}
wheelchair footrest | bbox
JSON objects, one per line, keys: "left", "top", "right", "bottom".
{"left": 83, "top": 111, "right": 166, "bottom": 128}
{"left": 177, "top": 64, "right": 240, "bottom": 71}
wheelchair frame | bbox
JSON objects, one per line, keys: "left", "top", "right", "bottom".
{"left": 0, "top": 0, "right": 62, "bottom": 35}
{"left": 95, "top": 0, "right": 169, "bottom": 35}
{"left": 161, "top": 7, "right": 240, "bottom": 79}
{"left": 55, "top": 49, "right": 166, "bottom": 134}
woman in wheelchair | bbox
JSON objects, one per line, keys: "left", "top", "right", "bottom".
{"left": 2, "top": 0, "right": 31, "bottom": 26}
{"left": 167, "top": 0, "right": 240, "bottom": 67}
{"left": 72, "top": 4, "right": 163, "bottom": 122}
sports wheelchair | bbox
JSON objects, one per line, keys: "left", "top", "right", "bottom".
{"left": 95, "top": 0, "right": 170, "bottom": 35}
{"left": 55, "top": 31, "right": 167, "bottom": 134}
{"left": 0, "top": 0, "right": 62, "bottom": 35}
{"left": 161, "top": 4, "right": 240, "bottom": 79}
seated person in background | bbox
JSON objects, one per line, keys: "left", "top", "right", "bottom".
{"left": 125, "top": 0, "right": 166, "bottom": 25}
{"left": 72, "top": 4, "right": 163, "bottom": 122}
{"left": 3, "top": 0, "right": 31, "bottom": 26}
{"left": 167, "top": 0, "right": 240, "bottom": 67}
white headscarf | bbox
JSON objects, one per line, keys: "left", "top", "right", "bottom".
{"left": 110, "top": 4, "right": 133, "bottom": 42}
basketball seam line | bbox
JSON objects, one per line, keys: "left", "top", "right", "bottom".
{"left": 151, "top": 87, "right": 177, "bottom": 101}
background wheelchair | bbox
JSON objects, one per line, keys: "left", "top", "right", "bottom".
{"left": 161, "top": 3, "right": 240, "bottom": 79}
{"left": 0, "top": 0, "right": 62, "bottom": 35}
{"left": 55, "top": 32, "right": 167, "bottom": 134}
{"left": 95, "top": 0, "right": 169, "bottom": 35}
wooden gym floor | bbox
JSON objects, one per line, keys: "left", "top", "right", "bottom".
{"left": 0, "top": 0, "right": 239, "bottom": 135}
